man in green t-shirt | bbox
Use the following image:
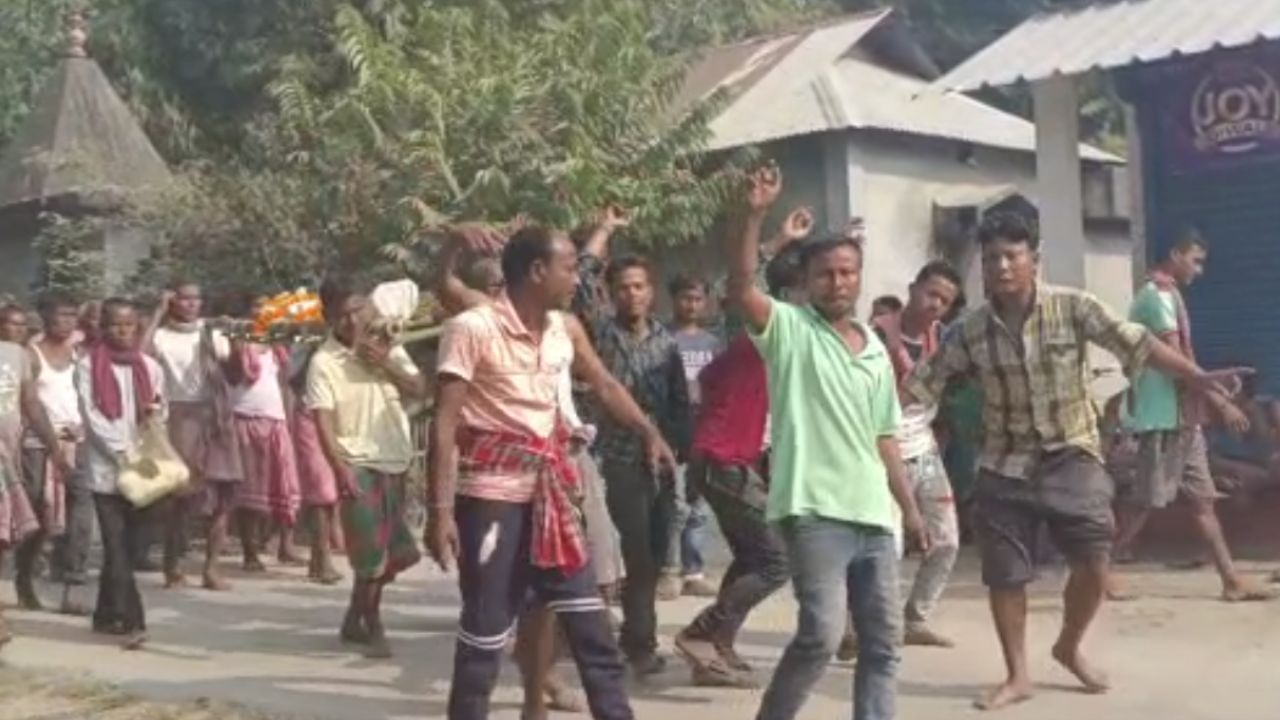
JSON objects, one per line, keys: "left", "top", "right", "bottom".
{"left": 1111, "top": 232, "right": 1267, "bottom": 601}
{"left": 725, "top": 164, "right": 927, "bottom": 720}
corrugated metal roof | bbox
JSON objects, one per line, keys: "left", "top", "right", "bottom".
{"left": 935, "top": 0, "right": 1280, "bottom": 92}
{"left": 681, "top": 10, "right": 1117, "bottom": 162}
{"left": 695, "top": 11, "right": 892, "bottom": 150}
{"left": 820, "top": 60, "right": 1119, "bottom": 162}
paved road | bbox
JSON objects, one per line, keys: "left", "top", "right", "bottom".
{"left": 2, "top": 551, "right": 1279, "bottom": 720}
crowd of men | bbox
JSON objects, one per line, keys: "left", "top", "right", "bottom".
{"left": 0, "top": 164, "right": 1278, "bottom": 720}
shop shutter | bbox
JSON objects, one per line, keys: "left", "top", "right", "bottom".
{"left": 1147, "top": 159, "right": 1280, "bottom": 398}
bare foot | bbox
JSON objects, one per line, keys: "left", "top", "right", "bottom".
{"left": 903, "top": 624, "right": 955, "bottom": 648}
{"left": 974, "top": 679, "right": 1033, "bottom": 710}
{"left": 122, "top": 631, "right": 148, "bottom": 651}
{"left": 544, "top": 680, "right": 585, "bottom": 713}
{"left": 1105, "top": 576, "right": 1138, "bottom": 602}
{"left": 1222, "top": 579, "right": 1274, "bottom": 602}
{"left": 202, "top": 573, "right": 233, "bottom": 592}
{"left": 163, "top": 573, "right": 189, "bottom": 589}
{"left": 277, "top": 552, "right": 307, "bottom": 567}
{"left": 0, "top": 621, "right": 12, "bottom": 649}
{"left": 340, "top": 618, "right": 369, "bottom": 645}
{"left": 312, "top": 567, "right": 344, "bottom": 586}
{"left": 15, "top": 583, "right": 43, "bottom": 611}
{"left": 1051, "top": 643, "right": 1110, "bottom": 694}
{"left": 363, "top": 632, "right": 393, "bottom": 659}
{"left": 243, "top": 557, "right": 267, "bottom": 573}
{"left": 58, "top": 599, "right": 91, "bottom": 617}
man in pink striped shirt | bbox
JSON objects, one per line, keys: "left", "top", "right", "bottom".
{"left": 428, "top": 224, "right": 675, "bottom": 720}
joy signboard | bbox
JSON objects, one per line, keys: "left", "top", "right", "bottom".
{"left": 1161, "top": 49, "right": 1280, "bottom": 171}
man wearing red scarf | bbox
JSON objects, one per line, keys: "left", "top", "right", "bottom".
{"left": 78, "top": 298, "right": 165, "bottom": 650}
{"left": 429, "top": 224, "right": 676, "bottom": 720}
{"left": 1112, "top": 231, "right": 1268, "bottom": 601}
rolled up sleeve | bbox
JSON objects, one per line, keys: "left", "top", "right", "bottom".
{"left": 436, "top": 316, "right": 481, "bottom": 382}
{"left": 903, "top": 329, "right": 972, "bottom": 408}
{"left": 304, "top": 357, "right": 337, "bottom": 411}
{"left": 1077, "top": 293, "right": 1154, "bottom": 375}
{"left": 747, "top": 297, "right": 794, "bottom": 365}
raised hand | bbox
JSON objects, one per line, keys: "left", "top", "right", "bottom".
{"left": 595, "top": 204, "right": 631, "bottom": 233}
{"left": 447, "top": 222, "right": 507, "bottom": 256}
{"left": 841, "top": 216, "right": 867, "bottom": 242}
{"left": 746, "top": 164, "right": 782, "bottom": 213}
{"left": 781, "top": 206, "right": 815, "bottom": 242}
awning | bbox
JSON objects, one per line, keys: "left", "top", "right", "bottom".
{"left": 934, "top": 0, "right": 1280, "bottom": 92}
{"left": 932, "top": 183, "right": 1020, "bottom": 212}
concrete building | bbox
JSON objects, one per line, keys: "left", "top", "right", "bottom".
{"left": 661, "top": 9, "right": 1129, "bottom": 338}
{"left": 936, "top": 0, "right": 1280, "bottom": 399}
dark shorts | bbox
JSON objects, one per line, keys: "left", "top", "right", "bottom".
{"left": 973, "top": 450, "right": 1115, "bottom": 588}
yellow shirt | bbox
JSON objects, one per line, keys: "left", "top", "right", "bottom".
{"left": 304, "top": 338, "right": 418, "bottom": 474}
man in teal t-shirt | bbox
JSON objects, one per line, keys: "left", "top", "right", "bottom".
{"left": 724, "top": 165, "right": 927, "bottom": 720}
{"left": 1111, "top": 231, "right": 1266, "bottom": 601}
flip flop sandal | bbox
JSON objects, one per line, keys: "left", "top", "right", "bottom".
{"left": 691, "top": 660, "right": 756, "bottom": 688}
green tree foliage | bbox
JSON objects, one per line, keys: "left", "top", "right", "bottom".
{"left": 30, "top": 213, "right": 107, "bottom": 300}
{"left": 3, "top": 0, "right": 1124, "bottom": 300}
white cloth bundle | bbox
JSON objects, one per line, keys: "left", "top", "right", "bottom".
{"left": 369, "top": 279, "right": 420, "bottom": 323}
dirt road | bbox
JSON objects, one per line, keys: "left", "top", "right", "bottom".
{"left": 2, "top": 552, "right": 1278, "bottom": 720}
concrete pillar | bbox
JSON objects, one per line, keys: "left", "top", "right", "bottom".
{"left": 1033, "top": 75, "right": 1087, "bottom": 287}
{"left": 1124, "top": 103, "right": 1149, "bottom": 286}
{"left": 822, "top": 132, "right": 864, "bottom": 233}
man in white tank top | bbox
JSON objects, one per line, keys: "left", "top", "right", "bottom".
{"left": 144, "top": 281, "right": 234, "bottom": 587}
{"left": 14, "top": 292, "right": 89, "bottom": 616}
{"left": 0, "top": 301, "right": 73, "bottom": 648}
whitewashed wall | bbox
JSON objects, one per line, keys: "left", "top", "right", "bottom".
{"left": 643, "top": 130, "right": 1131, "bottom": 339}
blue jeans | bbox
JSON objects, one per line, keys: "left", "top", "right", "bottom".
{"left": 757, "top": 517, "right": 900, "bottom": 720}
{"left": 664, "top": 464, "right": 709, "bottom": 576}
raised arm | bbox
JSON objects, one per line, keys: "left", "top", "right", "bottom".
{"left": 902, "top": 327, "right": 974, "bottom": 408}
{"left": 761, "top": 206, "right": 815, "bottom": 261}
{"left": 572, "top": 207, "right": 629, "bottom": 332}
{"left": 726, "top": 166, "right": 784, "bottom": 333}
{"left": 566, "top": 315, "right": 676, "bottom": 473}
{"left": 142, "top": 290, "right": 173, "bottom": 353}
{"left": 433, "top": 225, "right": 507, "bottom": 314}
{"left": 580, "top": 205, "right": 629, "bottom": 260}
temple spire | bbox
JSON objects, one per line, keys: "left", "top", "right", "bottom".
{"left": 66, "top": 9, "right": 89, "bottom": 59}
